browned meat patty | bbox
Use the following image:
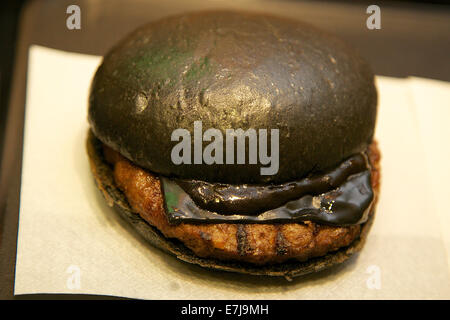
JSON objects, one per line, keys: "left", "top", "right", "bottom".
{"left": 103, "top": 142, "right": 380, "bottom": 265}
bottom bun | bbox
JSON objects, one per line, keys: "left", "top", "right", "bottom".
{"left": 86, "top": 130, "right": 376, "bottom": 280}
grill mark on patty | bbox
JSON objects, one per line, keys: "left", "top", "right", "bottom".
{"left": 237, "top": 224, "right": 252, "bottom": 256}
{"left": 312, "top": 223, "right": 319, "bottom": 236}
{"left": 275, "top": 225, "right": 288, "bottom": 256}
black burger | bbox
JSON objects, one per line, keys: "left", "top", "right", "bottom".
{"left": 87, "top": 10, "right": 380, "bottom": 279}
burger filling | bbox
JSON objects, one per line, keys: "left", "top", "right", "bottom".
{"left": 101, "top": 138, "right": 380, "bottom": 264}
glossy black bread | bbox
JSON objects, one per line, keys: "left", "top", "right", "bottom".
{"left": 88, "top": 10, "right": 377, "bottom": 184}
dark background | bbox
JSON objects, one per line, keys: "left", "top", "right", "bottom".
{"left": 0, "top": 0, "right": 449, "bottom": 299}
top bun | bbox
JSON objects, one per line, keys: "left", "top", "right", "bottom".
{"left": 88, "top": 10, "right": 377, "bottom": 184}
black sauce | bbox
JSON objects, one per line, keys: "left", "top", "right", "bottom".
{"left": 176, "top": 154, "right": 368, "bottom": 215}
{"left": 160, "top": 152, "right": 374, "bottom": 226}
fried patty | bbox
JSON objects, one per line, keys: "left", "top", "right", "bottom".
{"left": 102, "top": 142, "right": 380, "bottom": 265}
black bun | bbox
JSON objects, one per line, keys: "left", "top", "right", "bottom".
{"left": 89, "top": 10, "right": 377, "bottom": 184}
